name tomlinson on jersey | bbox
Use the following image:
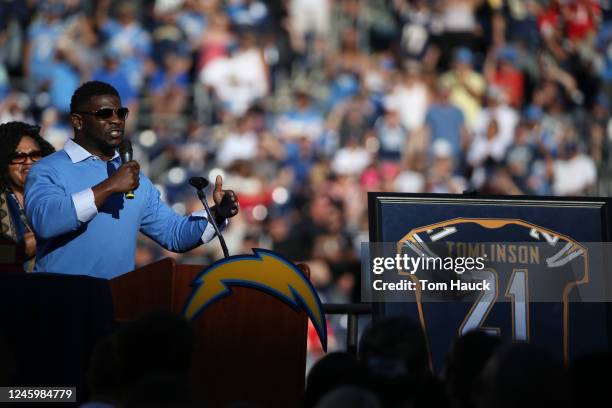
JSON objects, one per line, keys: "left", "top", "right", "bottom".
{"left": 446, "top": 243, "right": 541, "bottom": 264}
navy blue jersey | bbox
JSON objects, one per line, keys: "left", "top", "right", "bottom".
{"left": 395, "top": 218, "right": 588, "bottom": 368}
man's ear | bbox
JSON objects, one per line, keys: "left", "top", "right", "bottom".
{"left": 70, "top": 113, "right": 82, "bottom": 131}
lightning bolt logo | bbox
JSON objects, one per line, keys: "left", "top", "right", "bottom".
{"left": 183, "top": 249, "right": 327, "bottom": 351}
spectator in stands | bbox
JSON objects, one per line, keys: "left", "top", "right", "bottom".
{"left": 586, "top": 93, "right": 611, "bottom": 169}
{"left": 176, "top": 0, "right": 208, "bottom": 52}
{"left": 122, "top": 374, "right": 201, "bottom": 408}
{"left": 337, "top": 94, "right": 374, "bottom": 147}
{"left": 374, "top": 107, "right": 408, "bottom": 164}
{"left": 39, "top": 107, "right": 72, "bottom": 150}
{"left": 331, "top": 136, "right": 372, "bottom": 177}
{"left": 0, "top": 64, "right": 9, "bottom": 101}
{"left": 394, "top": 0, "right": 441, "bottom": 69}
{"left": 444, "top": 331, "right": 501, "bottom": 408}
{"left": 484, "top": 46, "right": 525, "bottom": 108}
{"left": 314, "top": 386, "right": 382, "bottom": 408}
{"left": 276, "top": 87, "right": 324, "bottom": 143}
{"left": 0, "top": 92, "right": 33, "bottom": 125}
{"left": 553, "top": 136, "right": 597, "bottom": 196}
{"left": 85, "top": 311, "right": 199, "bottom": 407}
{"left": 287, "top": 0, "right": 331, "bottom": 55}
{"left": 440, "top": 0, "right": 480, "bottom": 69}
{"left": 150, "top": 47, "right": 191, "bottom": 128}
{"left": 570, "top": 351, "right": 612, "bottom": 408}
{"left": 394, "top": 154, "right": 427, "bottom": 193}
{"left": 97, "top": 2, "right": 152, "bottom": 91}
{"left": 150, "top": 5, "right": 188, "bottom": 68}
{"left": 0, "top": 121, "right": 54, "bottom": 271}
{"left": 477, "top": 344, "right": 570, "bottom": 408}
{"left": 440, "top": 47, "right": 486, "bottom": 128}
{"left": 23, "top": 1, "right": 67, "bottom": 86}
{"left": 596, "top": 19, "right": 612, "bottom": 99}
{"left": 502, "top": 121, "right": 550, "bottom": 195}
{"left": 226, "top": 0, "right": 269, "bottom": 32}
{"left": 422, "top": 82, "right": 469, "bottom": 160}
{"left": 384, "top": 61, "right": 429, "bottom": 133}
{"left": 523, "top": 104, "right": 558, "bottom": 162}
{"left": 359, "top": 317, "right": 448, "bottom": 407}
{"left": 304, "top": 352, "right": 359, "bottom": 408}
{"left": 201, "top": 30, "right": 268, "bottom": 117}
{"left": 85, "top": 336, "right": 119, "bottom": 407}
{"left": 47, "top": 41, "right": 82, "bottom": 114}
{"left": 427, "top": 139, "right": 467, "bottom": 193}
{"left": 468, "top": 86, "right": 519, "bottom": 177}
{"left": 323, "top": 27, "right": 365, "bottom": 110}
{"left": 197, "top": 10, "right": 234, "bottom": 72}
{"left": 217, "top": 115, "right": 259, "bottom": 168}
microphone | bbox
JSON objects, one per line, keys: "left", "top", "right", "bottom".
{"left": 119, "top": 140, "right": 135, "bottom": 199}
{"left": 189, "top": 177, "right": 229, "bottom": 258}
{"left": 189, "top": 177, "right": 209, "bottom": 190}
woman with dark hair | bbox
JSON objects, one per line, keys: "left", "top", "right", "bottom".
{"left": 0, "top": 121, "right": 55, "bottom": 271}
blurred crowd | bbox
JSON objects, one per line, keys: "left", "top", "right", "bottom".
{"left": 303, "top": 317, "right": 612, "bottom": 408}
{"left": 79, "top": 312, "right": 612, "bottom": 407}
{"left": 1, "top": 0, "right": 612, "bottom": 355}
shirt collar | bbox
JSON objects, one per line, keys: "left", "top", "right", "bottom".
{"left": 64, "top": 138, "right": 120, "bottom": 163}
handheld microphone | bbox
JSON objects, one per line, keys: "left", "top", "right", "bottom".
{"left": 189, "top": 177, "right": 229, "bottom": 258}
{"left": 119, "top": 140, "right": 135, "bottom": 199}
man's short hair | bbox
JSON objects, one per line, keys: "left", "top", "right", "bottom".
{"left": 70, "top": 81, "right": 120, "bottom": 113}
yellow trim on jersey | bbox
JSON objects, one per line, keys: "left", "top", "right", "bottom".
{"left": 396, "top": 217, "right": 589, "bottom": 364}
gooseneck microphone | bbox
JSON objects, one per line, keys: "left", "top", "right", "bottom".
{"left": 119, "top": 140, "right": 135, "bottom": 199}
{"left": 189, "top": 177, "right": 209, "bottom": 190}
{"left": 189, "top": 177, "right": 230, "bottom": 258}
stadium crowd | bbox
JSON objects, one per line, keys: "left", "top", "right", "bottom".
{"left": 1, "top": 0, "right": 612, "bottom": 356}
{"left": 80, "top": 311, "right": 612, "bottom": 407}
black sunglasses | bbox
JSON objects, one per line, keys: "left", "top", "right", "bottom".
{"left": 76, "top": 107, "right": 129, "bottom": 121}
{"left": 11, "top": 151, "right": 42, "bottom": 164}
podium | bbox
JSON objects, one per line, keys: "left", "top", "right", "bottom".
{"left": 110, "top": 258, "right": 309, "bottom": 407}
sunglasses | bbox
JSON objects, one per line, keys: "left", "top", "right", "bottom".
{"left": 76, "top": 107, "right": 129, "bottom": 121}
{"left": 11, "top": 151, "right": 42, "bottom": 164}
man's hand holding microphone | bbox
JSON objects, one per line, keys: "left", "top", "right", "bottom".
{"left": 92, "top": 141, "right": 239, "bottom": 224}
{"left": 91, "top": 140, "right": 140, "bottom": 208}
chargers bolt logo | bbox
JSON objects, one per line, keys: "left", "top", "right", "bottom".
{"left": 183, "top": 249, "right": 327, "bottom": 351}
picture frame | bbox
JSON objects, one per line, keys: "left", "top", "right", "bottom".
{"left": 368, "top": 192, "right": 612, "bottom": 370}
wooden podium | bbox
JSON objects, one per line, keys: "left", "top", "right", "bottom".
{"left": 109, "top": 258, "right": 308, "bottom": 407}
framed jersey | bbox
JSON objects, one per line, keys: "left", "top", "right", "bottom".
{"left": 368, "top": 193, "right": 612, "bottom": 371}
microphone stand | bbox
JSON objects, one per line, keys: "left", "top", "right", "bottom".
{"left": 194, "top": 187, "right": 230, "bottom": 259}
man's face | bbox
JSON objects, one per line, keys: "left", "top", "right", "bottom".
{"left": 73, "top": 94, "right": 126, "bottom": 154}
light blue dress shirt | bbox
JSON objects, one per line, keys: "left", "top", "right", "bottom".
{"left": 24, "top": 139, "right": 219, "bottom": 279}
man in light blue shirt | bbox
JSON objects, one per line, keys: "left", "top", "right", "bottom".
{"left": 24, "top": 81, "right": 239, "bottom": 279}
